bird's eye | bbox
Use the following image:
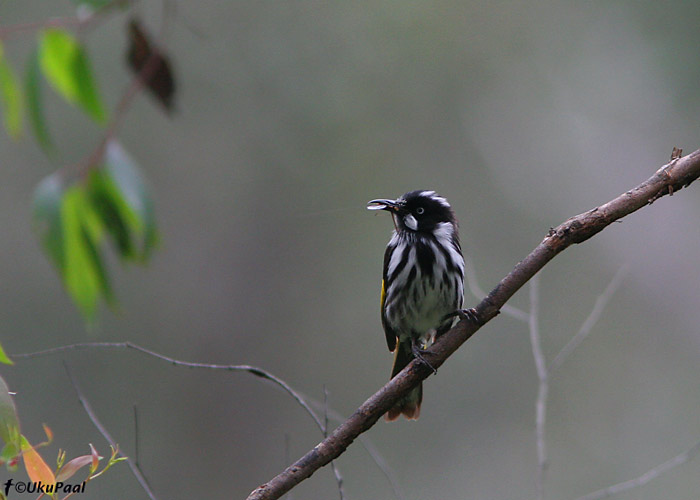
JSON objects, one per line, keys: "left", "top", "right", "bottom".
{"left": 416, "top": 207, "right": 425, "bottom": 215}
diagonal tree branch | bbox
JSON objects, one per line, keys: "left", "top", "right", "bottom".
{"left": 246, "top": 147, "right": 700, "bottom": 500}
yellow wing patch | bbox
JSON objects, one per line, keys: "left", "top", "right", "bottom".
{"left": 380, "top": 279, "right": 386, "bottom": 309}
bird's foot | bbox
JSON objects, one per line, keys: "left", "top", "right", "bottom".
{"left": 411, "top": 338, "right": 437, "bottom": 375}
{"left": 457, "top": 308, "right": 480, "bottom": 324}
{"left": 442, "top": 307, "right": 480, "bottom": 325}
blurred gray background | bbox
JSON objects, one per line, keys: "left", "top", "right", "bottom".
{"left": 2, "top": 1, "right": 700, "bottom": 499}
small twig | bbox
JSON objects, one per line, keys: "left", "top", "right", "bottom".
{"left": 16, "top": 342, "right": 325, "bottom": 432}
{"left": 307, "top": 398, "right": 406, "bottom": 500}
{"left": 464, "top": 254, "right": 530, "bottom": 322}
{"left": 284, "top": 434, "right": 293, "bottom": 500}
{"left": 550, "top": 265, "right": 628, "bottom": 372}
{"left": 528, "top": 276, "right": 548, "bottom": 500}
{"left": 323, "top": 386, "right": 345, "bottom": 500}
{"left": 63, "top": 362, "right": 158, "bottom": 500}
{"left": 73, "top": 37, "right": 171, "bottom": 179}
{"left": 0, "top": 1, "right": 123, "bottom": 41}
{"left": 530, "top": 265, "right": 628, "bottom": 498}
{"left": 574, "top": 439, "right": 700, "bottom": 500}
{"left": 133, "top": 405, "right": 141, "bottom": 471}
{"left": 356, "top": 439, "right": 405, "bottom": 500}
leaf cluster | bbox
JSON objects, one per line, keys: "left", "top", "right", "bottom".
{"left": 0, "top": 10, "right": 173, "bottom": 321}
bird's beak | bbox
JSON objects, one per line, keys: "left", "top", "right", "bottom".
{"left": 367, "top": 198, "right": 400, "bottom": 212}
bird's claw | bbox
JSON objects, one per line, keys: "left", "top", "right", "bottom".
{"left": 411, "top": 338, "right": 437, "bottom": 374}
{"left": 457, "top": 308, "right": 480, "bottom": 324}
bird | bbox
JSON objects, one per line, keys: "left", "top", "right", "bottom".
{"left": 368, "top": 190, "right": 470, "bottom": 421}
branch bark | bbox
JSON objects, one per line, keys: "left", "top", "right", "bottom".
{"left": 247, "top": 148, "right": 700, "bottom": 500}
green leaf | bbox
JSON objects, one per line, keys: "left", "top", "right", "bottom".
{"left": 61, "top": 185, "right": 112, "bottom": 320}
{"left": 104, "top": 141, "right": 158, "bottom": 258}
{"left": 81, "top": 218, "right": 114, "bottom": 305}
{"left": 0, "top": 42, "right": 23, "bottom": 139}
{"left": 0, "top": 376, "right": 20, "bottom": 446}
{"left": 25, "top": 47, "right": 53, "bottom": 153}
{"left": 38, "top": 28, "right": 107, "bottom": 124}
{"left": 34, "top": 175, "right": 116, "bottom": 320}
{"left": 88, "top": 169, "right": 139, "bottom": 260}
{"left": 1, "top": 441, "right": 20, "bottom": 470}
{"left": 0, "top": 342, "right": 12, "bottom": 366}
{"left": 33, "top": 173, "right": 65, "bottom": 269}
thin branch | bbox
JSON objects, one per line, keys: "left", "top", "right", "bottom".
{"left": 323, "top": 387, "right": 345, "bottom": 500}
{"left": 528, "top": 276, "right": 546, "bottom": 382}
{"left": 63, "top": 362, "right": 158, "bottom": 500}
{"left": 528, "top": 276, "right": 548, "bottom": 500}
{"left": 15, "top": 342, "right": 324, "bottom": 432}
{"left": 133, "top": 404, "right": 145, "bottom": 479}
{"left": 307, "top": 398, "right": 406, "bottom": 500}
{"left": 133, "top": 405, "right": 139, "bottom": 467}
{"left": 464, "top": 254, "right": 530, "bottom": 322}
{"left": 355, "top": 437, "right": 406, "bottom": 500}
{"left": 245, "top": 148, "right": 700, "bottom": 500}
{"left": 550, "top": 265, "right": 629, "bottom": 372}
{"left": 0, "top": 0, "right": 124, "bottom": 41}
{"left": 283, "top": 434, "right": 293, "bottom": 500}
{"left": 531, "top": 265, "right": 627, "bottom": 498}
{"left": 574, "top": 439, "right": 700, "bottom": 500}
{"left": 73, "top": 31, "right": 171, "bottom": 179}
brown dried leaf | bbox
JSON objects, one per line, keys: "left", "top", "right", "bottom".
{"left": 127, "top": 18, "right": 175, "bottom": 112}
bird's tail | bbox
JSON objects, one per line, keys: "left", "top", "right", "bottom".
{"left": 385, "top": 339, "right": 422, "bottom": 421}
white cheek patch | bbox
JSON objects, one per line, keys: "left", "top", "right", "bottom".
{"left": 404, "top": 214, "right": 418, "bottom": 231}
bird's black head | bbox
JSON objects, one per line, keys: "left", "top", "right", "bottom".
{"left": 367, "top": 190, "right": 457, "bottom": 234}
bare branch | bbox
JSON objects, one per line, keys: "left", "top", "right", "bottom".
{"left": 133, "top": 405, "right": 140, "bottom": 470}
{"left": 323, "top": 387, "right": 345, "bottom": 500}
{"left": 464, "top": 254, "right": 530, "bottom": 322}
{"left": 16, "top": 342, "right": 324, "bottom": 432}
{"left": 550, "top": 265, "right": 628, "bottom": 372}
{"left": 245, "top": 148, "right": 700, "bottom": 500}
{"left": 530, "top": 264, "right": 628, "bottom": 498}
{"left": 528, "top": 276, "right": 546, "bottom": 382}
{"left": 0, "top": 0, "right": 123, "bottom": 41}
{"left": 574, "top": 439, "right": 700, "bottom": 500}
{"left": 528, "top": 276, "right": 548, "bottom": 500}
{"left": 63, "top": 362, "right": 158, "bottom": 500}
